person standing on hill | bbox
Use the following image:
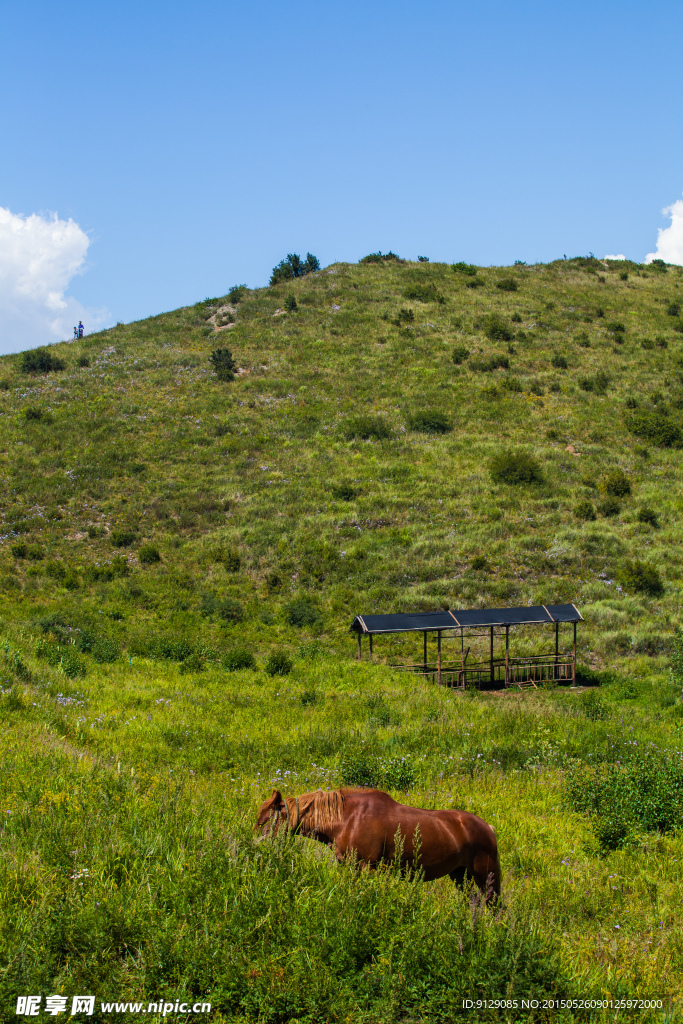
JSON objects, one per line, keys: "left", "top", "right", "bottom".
{"left": 73, "top": 325, "right": 78, "bottom": 340}
{"left": 77, "top": 321, "right": 84, "bottom": 338}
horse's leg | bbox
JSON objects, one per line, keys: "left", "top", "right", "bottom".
{"left": 472, "top": 855, "right": 501, "bottom": 904}
{"left": 449, "top": 866, "right": 469, "bottom": 887}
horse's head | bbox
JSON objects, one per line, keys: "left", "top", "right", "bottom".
{"left": 255, "top": 789, "right": 288, "bottom": 836}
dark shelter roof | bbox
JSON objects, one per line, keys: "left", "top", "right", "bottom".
{"left": 351, "top": 604, "right": 582, "bottom": 634}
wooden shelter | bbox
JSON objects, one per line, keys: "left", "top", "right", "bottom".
{"left": 350, "top": 604, "right": 583, "bottom": 690}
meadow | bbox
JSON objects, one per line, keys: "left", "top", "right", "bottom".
{"left": 1, "top": 253, "right": 683, "bottom": 1021}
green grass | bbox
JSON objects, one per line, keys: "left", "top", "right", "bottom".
{"left": 1, "top": 254, "right": 683, "bottom": 1019}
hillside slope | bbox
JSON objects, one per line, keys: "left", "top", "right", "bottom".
{"left": 1, "top": 254, "right": 681, "bottom": 671}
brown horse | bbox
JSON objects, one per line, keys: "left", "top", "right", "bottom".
{"left": 255, "top": 787, "right": 500, "bottom": 899}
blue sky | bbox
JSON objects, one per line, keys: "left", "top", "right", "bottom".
{"left": 1, "top": 0, "right": 682, "bottom": 350}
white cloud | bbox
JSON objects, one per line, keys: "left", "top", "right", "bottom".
{"left": 604, "top": 254, "right": 626, "bottom": 261}
{"left": 0, "top": 207, "right": 109, "bottom": 355}
{"left": 646, "top": 196, "right": 683, "bottom": 266}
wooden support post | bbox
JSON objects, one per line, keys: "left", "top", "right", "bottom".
{"left": 555, "top": 621, "right": 559, "bottom": 681}
{"left": 369, "top": 634, "right": 373, "bottom": 660}
{"left": 572, "top": 622, "right": 577, "bottom": 686}
{"left": 423, "top": 631, "right": 427, "bottom": 676}
{"left": 460, "top": 629, "right": 465, "bottom": 688}
{"left": 505, "top": 625, "right": 509, "bottom": 687}
{"left": 437, "top": 630, "right": 442, "bottom": 686}
{"left": 357, "top": 634, "right": 362, "bottom": 661}
{"left": 490, "top": 626, "right": 494, "bottom": 687}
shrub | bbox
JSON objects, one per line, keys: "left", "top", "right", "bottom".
{"left": 339, "top": 750, "right": 379, "bottom": 787}
{"left": 342, "top": 415, "right": 392, "bottom": 440}
{"left": 284, "top": 294, "right": 298, "bottom": 312}
{"left": 394, "top": 307, "right": 414, "bottom": 326}
{"left": 641, "top": 338, "right": 655, "bottom": 350}
{"left": 490, "top": 449, "right": 543, "bottom": 485}
{"left": 626, "top": 410, "right": 683, "bottom": 448}
{"left": 597, "top": 497, "right": 621, "bottom": 517}
{"left": 199, "top": 592, "right": 245, "bottom": 623}
{"left": 24, "top": 406, "right": 52, "bottom": 422}
{"left": 511, "top": 312, "right": 523, "bottom": 323}
{"left": 465, "top": 277, "right": 484, "bottom": 288}
{"left": 607, "top": 321, "right": 626, "bottom": 336}
{"left": 77, "top": 355, "right": 90, "bottom": 367}
{"left": 265, "top": 650, "right": 293, "bottom": 676}
{"left": 91, "top": 636, "right": 119, "bottom": 664}
{"left": 471, "top": 555, "right": 489, "bottom": 571}
{"left": 551, "top": 354, "right": 567, "bottom": 369}
{"left": 566, "top": 749, "right": 683, "bottom": 849}
{"left": 270, "top": 253, "right": 319, "bottom": 284}
{"left": 452, "top": 345, "right": 470, "bottom": 364}
{"left": 579, "top": 371, "right": 609, "bottom": 395}
{"left": 452, "top": 262, "right": 478, "bottom": 275}
{"left": 45, "top": 561, "right": 80, "bottom": 590}
{"left": 209, "top": 348, "right": 237, "bottom": 382}
{"left": 637, "top": 506, "right": 659, "bottom": 527}
{"left": 619, "top": 559, "right": 664, "bottom": 596}
{"left": 577, "top": 333, "right": 591, "bottom": 347}
{"left": 331, "top": 481, "right": 357, "bottom": 501}
{"left": 360, "top": 251, "right": 400, "bottom": 264}
{"left": 12, "top": 542, "right": 42, "bottom": 560}
{"left": 604, "top": 469, "right": 631, "bottom": 497}
{"left": 21, "top": 347, "right": 65, "bottom": 374}
{"left": 496, "top": 276, "right": 518, "bottom": 292}
{"left": 484, "top": 314, "right": 514, "bottom": 341}
{"left": 574, "top": 500, "right": 596, "bottom": 521}
{"left": 139, "top": 544, "right": 161, "bottom": 565}
{"left": 285, "top": 596, "right": 321, "bottom": 628}
{"left": 110, "top": 529, "right": 137, "bottom": 548}
{"left": 407, "top": 410, "right": 451, "bottom": 434}
{"left": 227, "top": 284, "right": 248, "bottom": 303}
{"left": 403, "top": 284, "right": 445, "bottom": 304}
{"left": 83, "top": 556, "right": 129, "bottom": 583}
{"left": 223, "top": 647, "right": 255, "bottom": 671}
{"left": 619, "top": 271, "right": 628, "bottom": 281}
{"left": 667, "top": 301, "right": 681, "bottom": 317}
{"left": 178, "top": 652, "right": 204, "bottom": 674}
{"left": 469, "top": 355, "right": 509, "bottom": 372}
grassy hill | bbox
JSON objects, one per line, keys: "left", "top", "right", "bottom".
{"left": 2, "top": 254, "right": 683, "bottom": 1020}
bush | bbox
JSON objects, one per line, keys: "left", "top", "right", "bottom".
{"left": 511, "top": 312, "right": 523, "bottom": 323}
{"left": 626, "top": 410, "right": 683, "bottom": 448}
{"left": 490, "top": 449, "right": 543, "bottom": 485}
{"left": 110, "top": 529, "right": 137, "bottom": 548}
{"left": 223, "top": 647, "right": 255, "bottom": 671}
{"left": 667, "top": 301, "right": 681, "bottom": 317}
{"left": 331, "top": 481, "right": 357, "bottom": 501}
{"left": 45, "top": 561, "right": 80, "bottom": 590}
{"left": 24, "top": 406, "right": 52, "bottom": 422}
{"left": 641, "top": 338, "right": 655, "bottom": 350}
{"left": 484, "top": 314, "right": 514, "bottom": 341}
{"left": 637, "top": 506, "right": 659, "bottom": 527}
{"left": 604, "top": 469, "right": 631, "bottom": 497}
{"left": 138, "top": 544, "right": 161, "bottom": 565}
{"left": 407, "top": 410, "right": 451, "bottom": 434}
{"left": 619, "top": 559, "right": 664, "bottom": 596}
{"left": 200, "top": 593, "right": 245, "bottom": 623}
{"left": 452, "top": 345, "right": 470, "bottom": 364}
{"left": 339, "top": 750, "right": 416, "bottom": 790}
{"left": 265, "top": 650, "right": 293, "bottom": 676}
{"left": 360, "top": 251, "right": 400, "bottom": 264}
{"left": 227, "top": 284, "right": 248, "bottom": 304}
{"left": 209, "top": 348, "right": 237, "bottom": 382}
{"left": 270, "top": 253, "right": 319, "bottom": 284}
{"left": 579, "top": 371, "right": 609, "bottom": 395}
{"left": 285, "top": 596, "right": 321, "bottom": 628}
{"left": 597, "top": 497, "right": 621, "bottom": 517}
{"left": 471, "top": 555, "right": 489, "bottom": 571}
{"left": 77, "top": 355, "right": 90, "bottom": 367}
{"left": 21, "top": 347, "right": 65, "bottom": 374}
{"left": 178, "top": 652, "right": 204, "bottom": 674}
{"left": 465, "top": 277, "right": 484, "bottom": 288}
{"left": 11, "top": 542, "right": 43, "bottom": 560}
{"left": 551, "top": 354, "right": 567, "bottom": 369}
{"left": 574, "top": 500, "right": 596, "bottom": 521}
{"left": 452, "top": 262, "right": 478, "bottom": 275}
{"left": 91, "top": 635, "right": 119, "bottom": 664}
{"left": 342, "top": 415, "right": 392, "bottom": 440}
{"left": 403, "top": 284, "right": 445, "bottom": 304}
{"left": 496, "top": 276, "right": 518, "bottom": 292}
{"left": 469, "top": 355, "right": 509, "bottom": 372}
{"left": 566, "top": 749, "right": 683, "bottom": 849}
{"left": 394, "top": 307, "right": 414, "bottom": 326}
{"left": 284, "top": 294, "right": 298, "bottom": 312}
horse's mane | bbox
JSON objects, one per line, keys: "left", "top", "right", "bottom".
{"left": 289, "top": 788, "right": 345, "bottom": 833}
